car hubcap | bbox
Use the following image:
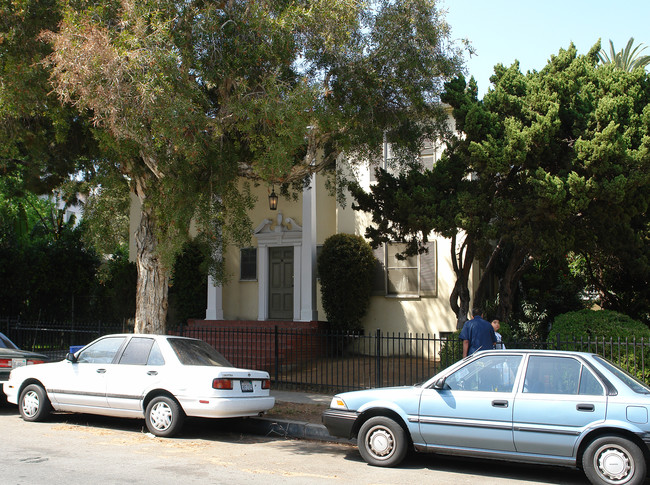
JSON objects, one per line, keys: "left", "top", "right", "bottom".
{"left": 366, "top": 426, "right": 394, "bottom": 459}
{"left": 596, "top": 445, "right": 633, "bottom": 483}
{"left": 22, "top": 391, "right": 39, "bottom": 418}
{"left": 149, "top": 402, "right": 173, "bottom": 431}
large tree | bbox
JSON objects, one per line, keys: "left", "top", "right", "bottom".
{"left": 351, "top": 42, "right": 650, "bottom": 327}
{"left": 2, "top": 0, "right": 464, "bottom": 333}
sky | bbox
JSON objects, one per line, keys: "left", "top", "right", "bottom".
{"left": 442, "top": 0, "right": 650, "bottom": 97}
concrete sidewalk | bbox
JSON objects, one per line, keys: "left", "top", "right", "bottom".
{"left": 240, "top": 390, "right": 354, "bottom": 444}
{"left": 271, "top": 390, "right": 332, "bottom": 405}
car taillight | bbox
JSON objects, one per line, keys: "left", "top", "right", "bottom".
{"left": 27, "top": 360, "right": 45, "bottom": 365}
{"left": 212, "top": 378, "right": 233, "bottom": 390}
{"left": 261, "top": 379, "right": 270, "bottom": 390}
{"left": 0, "top": 359, "right": 11, "bottom": 368}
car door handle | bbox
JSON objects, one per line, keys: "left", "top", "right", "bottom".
{"left": 492, "top": 400, "right": 509, "bottom": 408}
{"left": 96, "top": 368, "right": 106, "bottom": 374}
{"left": 577, "top": 404, "right": 595, "bottom": 412}
{"left": 147, "top": 371, "right": 158, "bottom": 376}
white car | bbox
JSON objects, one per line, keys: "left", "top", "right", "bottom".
{"left": 3, "top": 334, "right": 275, "bottom": 437}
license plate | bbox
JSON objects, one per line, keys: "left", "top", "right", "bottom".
{"left": 240, "top": 380, "right": 253, "bottom": 392}
{"left": 12, "top": 359, "right": 26, "bottom": 369}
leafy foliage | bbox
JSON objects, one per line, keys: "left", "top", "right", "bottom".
{"left": 168, "top": 240, "right": 208, "bottom": 330}
{"left": 549, "top": 309, "right": 650, "bottom": 341}
{"left": 351, "top": 42, "right": 650, "bottom": 327}
{"left": 549, "top": 309, "right": 650, "bottom": 381}
{"left": 598, "top": 37, "right": 650, "bottom": 72}
{"left": 1, "top": 0, "right": 465, "bottom": 332}
{"left": 0, "top": 172, "right": 135, "bottom": 322}
{"left": 318, "top": 234, "right": 376, "bottom": 331}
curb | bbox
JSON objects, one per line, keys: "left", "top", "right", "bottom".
{"left": 238, "top": 416, "right": 354, "bottom": 444}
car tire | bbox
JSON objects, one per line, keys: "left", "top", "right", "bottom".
{"left": 582, "top": 435, "right": 646, "bottom": 485}
{"left": 358, "top": 416, "right": 408, "bottom": 467}
{"left": 18, "top": 384, "right": 52, "bottom": 422}
{"left": 145, "top": 395, "right": 185, "bottom": 437}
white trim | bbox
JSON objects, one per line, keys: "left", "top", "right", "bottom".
{"left": 254, "top": 212, "right": 303, "bottom": 321}
{"left": 206, "top": 275, "right": 224, "bottom": 320}
{"left": 300, "top": 175, "right": 318, "bottom": 322}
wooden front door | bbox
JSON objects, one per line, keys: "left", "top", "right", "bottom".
{"left": 269, "top": 247, "right": 293, "bottom": 319}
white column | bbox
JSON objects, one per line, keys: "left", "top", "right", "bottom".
{"left": 293, "top": 245, "right": 302, "bottom": 321}
{"left": 300, "top": 174, "right": 318, "bottom": 322}
{"left": 205, "top": 275, "right": 224, "bottom": 320}
{"left": 257, "top": 245, "right": 269, "bottom": 320}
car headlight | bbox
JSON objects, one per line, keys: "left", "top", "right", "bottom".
{"left": 329, "top": 396, "right": 348, "bottom": 410}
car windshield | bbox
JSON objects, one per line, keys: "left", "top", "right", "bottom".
{"left": 0, "top": 332, "right": 19, "bottom": 350}
{"left": 168, "top": 338, "right": 232, "bottom": 367}
{"left": 593, "top": 355, "right": 650, "bottom": 394}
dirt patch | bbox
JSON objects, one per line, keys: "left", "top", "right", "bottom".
{"left": 265, "top": 401, "right": 327, "bottom": 424}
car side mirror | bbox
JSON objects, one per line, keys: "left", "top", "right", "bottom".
{"left": 433, "top": 377, "right": 447, "bottom": 390}
{"left": 65, "top": 352, "right": 78, "bottom": 363}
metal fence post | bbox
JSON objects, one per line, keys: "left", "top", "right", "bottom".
{"left": 375, "top": 328, "right": 382, "bottom": 388}
{"left": 274, "top": 325, "right": 279, "bottom": 385}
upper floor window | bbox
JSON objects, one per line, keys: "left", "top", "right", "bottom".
{"left": 372, "top": 241, "right": 437, "bottom": 298}
{"left": 370, "top": 139, "right": 440, "bottom": 182}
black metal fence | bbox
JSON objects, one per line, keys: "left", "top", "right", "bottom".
{"left": 1, "top": 317, "right": 128, "bottom": 361}
{"left": 4, "top": 317, "right": 650, "bottom": 393}
{"left": 175, "top": 325, "right": 454, "bottom": 392}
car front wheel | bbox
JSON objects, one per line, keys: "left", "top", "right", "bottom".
{"left": 358, "top": 416, "right": 408, "bottom": 467}
{"left": 583, "top": 435, "right": 646, "bottom": 485}
{"left": 19, "top": 384, "right": 52, "bottom": 422}
{"left": 145, "top": 396, "right": 185, "bottom": 437}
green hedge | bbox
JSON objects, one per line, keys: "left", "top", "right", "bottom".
{"left": 549, "top": 309, "right": 650, "bottom": 381}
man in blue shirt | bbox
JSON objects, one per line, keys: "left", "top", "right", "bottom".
{"left": 459, "top": 308, "right": 496, "bottom": 357}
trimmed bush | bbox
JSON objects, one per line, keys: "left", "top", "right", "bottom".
{"left": 549, "top": 309, "right": 650, "bottom": 381}
{"left": 318, "top": 234, "right": 375, "bottom": 332}
{"left": 549, "top": 309, "right": 650, "bottom": 341}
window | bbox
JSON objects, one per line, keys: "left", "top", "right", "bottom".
{"left": 370, "top": 139, "right": 439, "bottom": 182}
{"left": 372, "top": 241, "right": 437, "bottom": 297}
{"left": 147, "top": 342, "right": 165, "bottom": 366}
{"left": 240, "top": 247, "right": 257, "bottom": 281}
{"left": 443, "top": 355, "right": 523, "bottom": 392}
{"left": 168, "top": 338, "right": 232, "bottom": 366}
{"left": 387, "top": 243, "right": 419, "bottom": 296}
{"left": 77, "top": 337, "right": 125, "bottom": 364}
{"left": 119, "top": 337, "right": 155, "bottom": 365}
{"left": 594, "top": 355, "right": 650, "bottom": 394}
{"left": 523, "top": 356, "right": 604, "bottom": 395}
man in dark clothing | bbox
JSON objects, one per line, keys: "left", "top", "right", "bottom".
{"left": 459, "top": 308, "right": 497, "bottom": 357}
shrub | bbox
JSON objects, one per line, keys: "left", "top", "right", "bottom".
{"left": 549, "top": 309, "right": 650, "bottom": 381}
{"left": 439, "top": 331, "right": 462, "bottom": 369}
{"left": 318, "top": 234, "right": 375, "bottom": 332}
{"left": 168, "top": 240, "right": 208, "bottom": 329}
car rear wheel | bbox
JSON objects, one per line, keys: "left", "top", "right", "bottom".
{"left": 583, "top": 435, "right": 646, "bottom": 485}
{"left": 19, "top": 384, "right": 51, "bottom": 422}
{"left": 145, "top": 396, "right": 185, "bottom": 437}
{"left": 358, "top": 416, "right": 408, "bottom": 467}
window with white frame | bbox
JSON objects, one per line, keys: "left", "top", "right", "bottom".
{"left": 372, "top": 241, "right": 437, "bottom": 297}
{"left": 370, "top": 139, "right": 439, "bottom": 182}
{"left": 240, "top": 247, "right": 257, "bottom": 281}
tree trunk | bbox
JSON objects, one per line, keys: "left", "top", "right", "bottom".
{"left": 495, "top": 247, "right": 533, "bottom": 322}
{"left": 449, "top": 233, "right": 475, "bottom": 330}
{"left": 133, "top": 191, "right": 169, "bottom": 334}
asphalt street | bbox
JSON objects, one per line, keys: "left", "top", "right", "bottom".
{"left": 0, "top": 405, "right": 601, "bottom": 485}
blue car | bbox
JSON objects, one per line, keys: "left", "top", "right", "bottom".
{"left": 323, "top": 349, "right": 650, "bottom": 485}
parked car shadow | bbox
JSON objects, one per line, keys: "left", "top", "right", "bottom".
{"left": 337, "top": 447, "right": 591, "bottom": 484}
